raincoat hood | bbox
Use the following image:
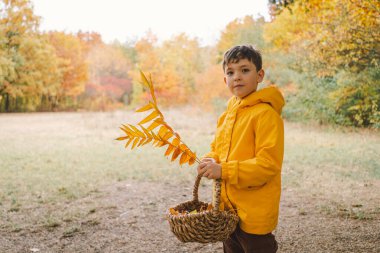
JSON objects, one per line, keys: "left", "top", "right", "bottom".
{"left": 228, "top": 86, "right": 285, "bottom": 115}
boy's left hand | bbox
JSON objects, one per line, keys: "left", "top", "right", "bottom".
{"left": 198, "top": 161, "right": 222, "bottom": 179}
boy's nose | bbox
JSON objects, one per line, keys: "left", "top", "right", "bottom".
{"left": 234, "top": 73, "right": 241, "bottom": 81}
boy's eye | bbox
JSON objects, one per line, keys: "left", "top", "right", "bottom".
{"left": 226, "top": 71, "right": 233, "bottom": 76}
{"left": 242, "top": 68, "right": 250, "bottom": 73}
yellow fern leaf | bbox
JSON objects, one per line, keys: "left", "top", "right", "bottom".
{"left": 116, "top": 136, "right": 128, "bottom": 141}
{"left": 162, "top": 131, "right": 173, "bottom": 140}
{"left": 150, "top": 131, "right": 159, "bottom": 140}
{"left": 140, "top": 126, "right": 152, "bottom": 138}
{"left": 120, "top": 125, "right": 133, "bottom": 136}
{"left": 154, "top": 140, "right": 166, "bottom": 147}
{"left": 147, "top": 118, "right": 163, "bottom": 131}
{"left": 138, "top": 110, "right": 159, "bottom": 125}
{"left": 129, "top": 125, "right": 145, "bottom": 138}
{"left": 148, "top": 73, "right": 157, "bottom": 104}
{"left": 164, "top": 145, "right": 174, "bottom": 157}
{"left": 136, "top": 102, "right": 153, "bottom": 113}
{"left": 162, "top": 122, "right": 175, "bottom": 135}
{"left": 158, "top": 125, "right": 168, "bottom": 137}
{"left": 125, "top": 137, "right": 134, "bottom": 149}
{"left": 171, "top": 148, "right": 181, "bottom": 161}
{"left": 150, "top": 101, "right": 164, "bottom": 120}
{"left": 171, "top": 138, "right": 180, "bottom": 147}
{"left": 179, "top": 144, "right": 188, "bottom": 152}
{"left": 131, "top": 138, "right": 140, "bottom": 149}
{"left": 188, "top": 156, "right": 196, "bottom": 165}
{"left": 179, "top": 153, "right": 191, "bottom": 165}
{"left": 140, "top": 70, "right": 151, "bottom": 89}
{"left": 158, "top": 126, "right": 173, "bottom": 140}
{"left": 138, "top": 138, "right": 146, "bottom": 147}
{"left": 159, "top": 141, "right": 167, "bottom": 148}
{"left": 142, "top": 138, "right": 152, "bottom": 145}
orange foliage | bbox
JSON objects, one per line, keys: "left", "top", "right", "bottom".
{"left": 194, "top": 65, "right": 230, "bottom": 111}
{"left": 48, "top": 32, "right": 88, "bottom": 98}
{"left": 132, "top": 32, "right": 203, "bottom": 106}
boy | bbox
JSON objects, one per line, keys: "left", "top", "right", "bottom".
{"left": 197, "top": 45, "right": 284, "bottom": 253}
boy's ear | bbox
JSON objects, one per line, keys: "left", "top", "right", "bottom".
{"left": 257, "top": 69, "right": 265, "bottom": 83}
{"left": 224, "top": 76, "right": 227, "bottom": 84}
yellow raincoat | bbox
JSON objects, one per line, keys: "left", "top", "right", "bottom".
{"left": 204, "top": 86, "right": 285, "bottom": 234}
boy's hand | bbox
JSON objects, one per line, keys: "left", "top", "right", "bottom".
{"left": 197, "top": 158, "right": 215, "bottom": 174}
{"left": 197, "top": 159, "right": 222, "bottom": 179}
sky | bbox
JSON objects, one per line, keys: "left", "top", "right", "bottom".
{"left": 31, "top": 0, "right": 270, "bottom": 46}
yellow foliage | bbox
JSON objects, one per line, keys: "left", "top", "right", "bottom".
{"left": 265, "top": 0, "right": 380, "bottom": 74}
{"left": 48, "top": 32, "right": 88, "bottom": 97}
{"left": 194, "top": 64, "right": 229, "bottom": 111}
{"left": 131, "top": 32, "right": 203, "bottom": 106}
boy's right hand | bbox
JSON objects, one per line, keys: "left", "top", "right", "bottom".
{"left": 197, "top": 158, "right": 216, "bottom": 175}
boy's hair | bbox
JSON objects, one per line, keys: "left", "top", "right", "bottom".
{"left": 222, "top": 45, "right": 262, "bottom": 72}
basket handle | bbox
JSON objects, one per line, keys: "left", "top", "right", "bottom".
{"left": 192, "top": 174, "right": 222, "bottom": 212}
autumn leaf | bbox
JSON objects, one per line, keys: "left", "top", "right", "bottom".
{"left": 139, "top": 70, "right": 150, "bottom": 90}
{"left": 171, "top": 148, "right": 181, "bottom": 161}
{"left": 179, "top": 153, "right": 191, "bottom": 165}
{"left": 138, "top": 110, "right": 159, "bottom": 125}
{"left": 125, "top": 138, "right": 134, "bottom": 149}
{"left": 147, "top": 119, "right": 162, "bottom": 131}
{"left": 115, "top": 136, "right": 128, "bottom": 141}
{"left": 135, "top": 102, "right": 154, "bottom": 113}
{"left": 128, "top": 125, "right": 145, "bottom": 138}
{"left": 164, "top": 145, "right": 175, "bottom": 157}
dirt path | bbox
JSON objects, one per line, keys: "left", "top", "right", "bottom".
{"left": 1, "top": 180, "right": 379, "bottom": 253}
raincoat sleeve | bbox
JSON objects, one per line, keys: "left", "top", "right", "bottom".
{"left": 221, "top": 109, "right": 284, "bottom": 188}
{"left": 202, "top": 111, "right": 228, "bottom": 163}
{"left": 202, "top": 136, "right": 220, "bottom": 163}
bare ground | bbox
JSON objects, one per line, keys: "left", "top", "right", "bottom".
{"left": 1, "top": 180, "right": 379, "bottom": 253}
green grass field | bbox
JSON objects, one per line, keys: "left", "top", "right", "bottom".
{"left": 0, "top": 109, "right": 379, "bottom": 252}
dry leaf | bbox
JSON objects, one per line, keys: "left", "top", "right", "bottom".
{"left": 138, "top": 110, "right": 159, "bottom": 125}
{"left": 124, "top": 138, "right": 134, "bottom": 148}
{"left": 164, "top": 145, "right": 175, "bottom": 157}
{"left": 140, "top": 70, "right": 150, "bottom": 89}
{"left": 131, "top": 138, "right": 140, "bottom": 149}
{"left": 171, "top": 148, "right": 181, "bottom": 161}
{"left": 115, "top": 136, "right": 128, "bottom": 141}
{"left": 135, "top": 103, "right": 153, "bottom": 113}
{"left": 179, "top": 153, "right": 191, "bottom": 165}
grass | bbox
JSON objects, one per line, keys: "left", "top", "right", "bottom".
{"left": 283, "top": 122, "right": 380, "bottom": 188}
{"left": 0, "top": 108, "right": 379, "bottom": 228}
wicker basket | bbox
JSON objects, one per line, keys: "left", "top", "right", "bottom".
{"left": 166, "top": 175, "right": 239, "bottom": 243}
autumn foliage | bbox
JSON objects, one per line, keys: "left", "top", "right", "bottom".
{"left": 1, "top": 0, "right": 378, "bottom": 128}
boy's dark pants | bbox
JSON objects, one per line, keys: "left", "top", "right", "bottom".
{"left": 223, "top": 226, "right": 278, "bottom": 253}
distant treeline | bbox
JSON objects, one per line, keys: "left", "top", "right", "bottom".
{"left": 1, "top": 0, "right": 379, "bottom": 128}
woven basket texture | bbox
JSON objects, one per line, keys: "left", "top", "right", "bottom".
{"left": 167, "top": 175, "right": 239, "bottom": 243}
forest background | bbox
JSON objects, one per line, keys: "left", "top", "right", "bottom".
{"left": 0, "top": 0, "right": 379, "bottom": 128}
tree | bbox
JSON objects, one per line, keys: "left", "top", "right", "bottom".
{"left": 85, "top": 42, "right": 133, "bottom": 108}
{"left": 265, "top": 0, "right": 380, "bottom": 127}
{"left": 16, "top": 35, "right": 62, "bottom": 111}
{"left": 160, "top": 33, "right": 203, "bottom": 103}
{"left": 48, "top": 32, "right": 88, "bottom": 108}
{"left": 217, "top": 15, "right": 265, "bottom": 62}
{"left": 0, "top": 0, "right": 64, "bottom": 111}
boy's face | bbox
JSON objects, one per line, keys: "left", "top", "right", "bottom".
{"left": 224, "top": 58, "right": 265, "bottom": 99}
